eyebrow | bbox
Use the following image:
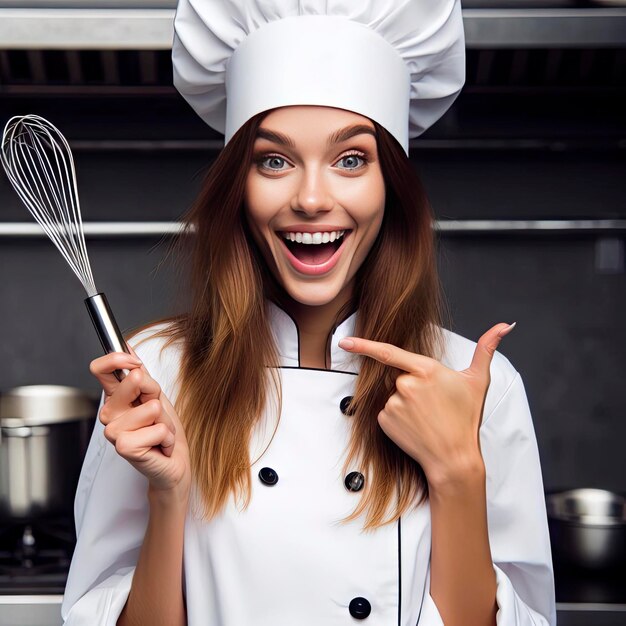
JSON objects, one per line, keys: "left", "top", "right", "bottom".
{"left": 255, "top": 124, "right": 376, "bottom": 149}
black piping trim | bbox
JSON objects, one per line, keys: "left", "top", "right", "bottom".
{"left": 397, "top": 516, "right": 402, "bottom": 626}
{"left": 275, "top": 365, "right": 358, "bottom": 376}
{"left": 268, "top": 298, "right": 357, "bottom": 373}
{"left": 274, "top": 302, "right": 302, "bottom": 366}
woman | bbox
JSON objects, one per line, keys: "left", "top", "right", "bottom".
{"left": 62, "top": 2, "right": 556, "bottom": 625}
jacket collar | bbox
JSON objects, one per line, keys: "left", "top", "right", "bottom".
{"left": 266, "top": 300, "right": 360, "bottom": 374}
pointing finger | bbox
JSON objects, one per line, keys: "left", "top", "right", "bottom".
{"left": 338, "top": 337, "right": 436, "bottom": 374}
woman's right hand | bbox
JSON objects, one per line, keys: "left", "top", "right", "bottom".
{"left": 89, "top": 349, "right": 191, "bottom": 501}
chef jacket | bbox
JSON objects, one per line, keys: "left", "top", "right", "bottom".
{"left": 62, "top": 300, "right": 556, "bottom": 625}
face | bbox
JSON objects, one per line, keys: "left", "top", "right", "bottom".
{"left": 244, "top": 105, "right": 385, "bottom": 311}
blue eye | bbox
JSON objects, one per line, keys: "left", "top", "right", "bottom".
{"left": 259, "top": 155, "right": 289, "bottom": 171}
{"left": 336, "top": 153, "right": 367, "bottom": 170}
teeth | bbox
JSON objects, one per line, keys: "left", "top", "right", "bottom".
{"left": 282, "top": 230, "right": 345, "bottom": 245}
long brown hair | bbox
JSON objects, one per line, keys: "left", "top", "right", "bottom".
{"left": 131, "top": 109, "right": 451, "bottom": 530}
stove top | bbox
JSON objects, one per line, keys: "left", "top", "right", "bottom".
{"left": 0, "top": 518, "right": 74, "bottom": 595}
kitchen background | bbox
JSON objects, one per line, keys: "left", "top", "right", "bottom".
{"left": 0, "top": 1, "right": 625, "bottom": 625}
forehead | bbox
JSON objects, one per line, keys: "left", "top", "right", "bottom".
{"left": 256, "top": 105, "right": 376, "bottom": 144}
{"left": 261, "top": 105, "right": 374, "bottom": 131}
{"left": 261, "top": 105, "right": 373, "bottom": 126}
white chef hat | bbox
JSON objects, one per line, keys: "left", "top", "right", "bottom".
{"left": 172, "top": 0, "right": 465, "bottom": 155}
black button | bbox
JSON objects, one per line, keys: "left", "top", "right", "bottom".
{"left": 344, "top": 471, "right": 365, "bottom": 492}
{"left": 340, "top": 395, "right": 355, "bottom": 416}
{"left": 258, "top": 467, "right": 278, "bottom": 485}
{"left": 349, "top": 597, "right": 371, "bottom": 619}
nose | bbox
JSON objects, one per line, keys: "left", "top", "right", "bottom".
{"left": 291, "top": 167, "right": 334, "bottom": 217}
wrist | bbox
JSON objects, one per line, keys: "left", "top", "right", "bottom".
{"left": 426, "top": 454, "right": 486, "bottom": 497}
{"left": 148, "top": 483, "right": 190, "bottom": 514}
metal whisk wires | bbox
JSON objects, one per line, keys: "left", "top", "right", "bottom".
{"left": 1, "top": 114, "right": 97, "bottom": 297}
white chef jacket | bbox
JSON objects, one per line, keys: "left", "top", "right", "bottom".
{"left": 62, "top": 300, "right": 556, "bottom": 625}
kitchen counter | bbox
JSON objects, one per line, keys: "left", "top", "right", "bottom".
{"left": 557, "top": 605, "right": 626, "bottom": 626}
{"left": 0, "top": 595, "right": 62, "bottom": 626}
{"left": 1, "top": 598, "right": 625, "bottom": 626}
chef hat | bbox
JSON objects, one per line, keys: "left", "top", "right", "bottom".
{"left": 172, "top": 0, "right": 465, "bottom": 155}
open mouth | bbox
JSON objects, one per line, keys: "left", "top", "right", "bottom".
{"left": 281, "top": 234, "right": 346, "bottom": 265}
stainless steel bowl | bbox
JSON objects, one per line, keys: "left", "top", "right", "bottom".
{"left": 546, "top": 489, "right": 626, "bottom": 570}
{"left": 0, "top": 385, "right": 98, "bottom": 520}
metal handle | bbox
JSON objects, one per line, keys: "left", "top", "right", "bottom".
{"left": 84, "top": 292, "right": 129, "bottom": 382}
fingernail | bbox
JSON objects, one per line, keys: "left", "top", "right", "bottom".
{"left": 130, "top": 357, "right": 142, "bottom": 365}
{"left": 497, "top": 322, "right": 517, "bottom": 338}
{"left": 339, "top": 338, "right": 354, "bottom": 350}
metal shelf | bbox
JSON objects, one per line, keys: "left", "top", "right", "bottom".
{"left": 58, "top": 139, "right": 626, "bottom": 153}
{"left": 0, "top": 220, "right": 624, "bottom": 238}
{"left": 0, "top": 221, "right": 184, "bottom": 237}
{"left": 0, "top": 8, "right": 624, "bottom": 50}
{"left": 462, "top": 8, "right": 626, "bottom": 47}
{"left": 437, "top": 219, "right": 626, "bottom": 234}
{"left": 0, "top": 8, "right": 175, "bottom": 50}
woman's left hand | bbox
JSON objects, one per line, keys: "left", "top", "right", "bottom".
{"left": 338, "top": 322, "right": 516, "bottom": 487}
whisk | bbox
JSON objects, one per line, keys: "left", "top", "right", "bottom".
{"left": 1, "top": 114, "right": 130, "bottom": 381}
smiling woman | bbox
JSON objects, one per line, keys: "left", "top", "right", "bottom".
{"left": 139, "top": 104, "right": 442, "bottom": 529}
{"left": 61, "top": 1, "right": 556, "bottom": 626}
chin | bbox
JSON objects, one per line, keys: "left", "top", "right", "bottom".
{"left": 280, "top": 277, "right": 347, "bottom": 308}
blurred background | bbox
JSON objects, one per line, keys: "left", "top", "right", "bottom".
{"left": 0, "top": 1, "right": 624, "bottom": 624}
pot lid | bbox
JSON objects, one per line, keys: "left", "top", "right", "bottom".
{"left": 0, "top": 384, "right": 98, "bottom": 427}
{"left": 546, "top": 488, "right": 626, "bottom": 526}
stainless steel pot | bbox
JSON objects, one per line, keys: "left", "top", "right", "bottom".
{"left": 0, "top": 385, "right": 98, "bottom": 520}
{"left": 546, "top": 488, "right": 626, "bottom": 570}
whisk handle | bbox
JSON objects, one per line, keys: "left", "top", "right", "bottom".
{"left": 85, "top": 292, "right": 129, "bottom": 382}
